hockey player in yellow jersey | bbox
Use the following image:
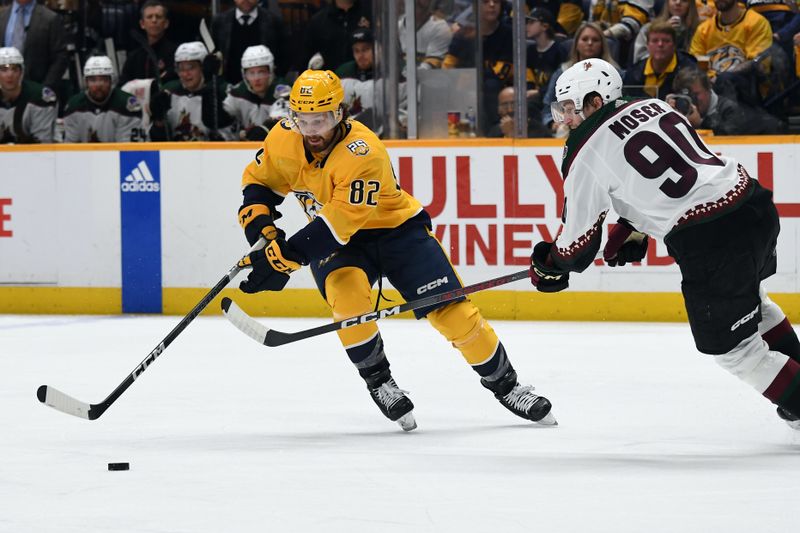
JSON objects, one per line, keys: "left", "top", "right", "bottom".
{"left": 236, "top": 70, "right": 557, "bottom": 431}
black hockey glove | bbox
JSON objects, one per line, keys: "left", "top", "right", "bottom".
{"left": 200, "top": 82, "right": 234, "bottom": 129}
{"left": 243, "top": 124, "right": 269, "bottom": 141}
{"left": 530, "top": 241, "right": 569, "bottom": 293}
{"left": 148, "top": 88, "right": 171, "bottom": 121}
{"left": 238, "top": 239, "right": 306, "bottom": 293}
{"left": 202, "top": 52, "right": 223, "bottom": 79}
{"left": 603, "top": 219, "right": 649, "bottom": 267}
{"left": 238, "top": 202, "right": 282, "bottom": 246}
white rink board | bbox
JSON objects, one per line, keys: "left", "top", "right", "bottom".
{"left": 0, "top": 142, "right": 798, "bottom": 292}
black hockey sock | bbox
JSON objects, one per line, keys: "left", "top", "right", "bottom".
{"left": 762, "top": 318, "right": 800, "bottom": 362}
{"left": 471, "top": 342, "right": 511, "bottom": 381}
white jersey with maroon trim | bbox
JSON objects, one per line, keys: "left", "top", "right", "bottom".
{"left": 554, "top": 97, "right": 750, "bottom": 270}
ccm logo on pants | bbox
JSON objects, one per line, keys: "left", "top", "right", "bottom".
{"left": 731, "top": 305, "right": 760, "bottom": 332}
{"left": 417, "top": 276, "right": 449, "bottom": 295}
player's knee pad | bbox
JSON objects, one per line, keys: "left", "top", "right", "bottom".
{"left": 325, "top": 267, "right": 378, "bottom": 348}
{"left": 714, "top": 332, "right": 790, "bottom": 394}
{"left": 427, "top": 301, "right": 499, "bottom": 365}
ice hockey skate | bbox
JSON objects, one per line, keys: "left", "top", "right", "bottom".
{"left": 365, "top": 375, "right": 416, "bottom": 431}
{"left": 482, "top": 368, "right": 556, "bottom": 425}
{"left": 777, "top": 407, "right": 800, "bottom": 430}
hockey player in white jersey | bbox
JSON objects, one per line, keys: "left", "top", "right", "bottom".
{"left": 222, "top": 45, "right": 287, "bottom": 142}
{"left": 0, "top": 47, "right": 56, "bottom": 144}
{"left": 531, "top": 58, "right": 800, "bottom": 430}
{"left": 63, "top": 56, "right": 145, "bottom": 143}
{"left": 148, "top": 41, "right": 236, "bottom": 142}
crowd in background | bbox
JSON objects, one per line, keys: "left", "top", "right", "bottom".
{"left": 1, "top": 0, "right": 799, "bottom": 144}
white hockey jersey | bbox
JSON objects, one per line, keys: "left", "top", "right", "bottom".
{"left": 63, "top": 88, "right": 145, "bottom": 143}
{"left": 0, "top": 81, "right": 57, "bottom": 144}
{"left": 553, "top": 97, "right": 753, "bottom": 272}
{"left": 152, "top": 79, "right": 237, "bottom": 142}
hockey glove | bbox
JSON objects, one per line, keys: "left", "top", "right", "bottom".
{"left": 238, "top": 239, "right": 305, "bottom": 293}
{"left": 243, "top": 124, "right": 269, "bottom": 141}
{"left": 530, "top": 241, "right": 569, "bottom": 293}
{"left": 148, "top": 88, "right": 171, "bottom": 121}
{"left": 202, "top": 52, "right": 223, "bottom": 79}
{"left": 238, "top": 203, "right": 282, "bottom": 246}
{"left": 603, "top": 219, "right": 649, "bottom": 267}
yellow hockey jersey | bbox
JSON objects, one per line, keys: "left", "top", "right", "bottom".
{"left": 242, "top": 119, "right": 422, "bottom": 253}
{"left": 689, "top": 8, "right": 773, "bottom": 76}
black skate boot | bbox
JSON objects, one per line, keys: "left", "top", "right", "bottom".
{"left": 360, "top": 364, "right": 416, "bottom": 431}
{"left": 777, "top": 407, "right": 800, "bottom": 431}
{"left": 481, "top": 368, "right": 556, "bottom": 425}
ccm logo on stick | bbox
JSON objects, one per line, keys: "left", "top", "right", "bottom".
{"left": 417, "top": 276, "right": 449, "bottom": 295}
{"left": 341, "top": 307, "right": 401, "bottom": 328}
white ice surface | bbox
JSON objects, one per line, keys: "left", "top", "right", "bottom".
{"left": 1, "top": 315, "right": 798, "bottom": 533}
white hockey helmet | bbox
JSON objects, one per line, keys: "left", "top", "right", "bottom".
{"left": 174, "top": 41, "right": 208, "bottom": 64}
{"left": 84, "top": 55, "right": 116, "bottom": 85}
{"left": 0, "top": 46, "right": 24, "bottom": 67}
{"left": 0, "top": 47, "right": 25, "bottom": 87}
{"left": 552, "top": 59, "right": 622, "bottom": 122}
{"left": 241, "top": 45, "right": 274, "bottom": 91}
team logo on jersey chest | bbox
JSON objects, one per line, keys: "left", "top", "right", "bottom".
{"left": 346, "top": 139, "right": 370, "bottom": 156}
{"left": 294, "top": 190, "right": 323, "bottom": 220}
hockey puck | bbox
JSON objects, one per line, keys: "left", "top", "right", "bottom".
{"left": 108, "top": 462, "right": 129, "bottom": 471}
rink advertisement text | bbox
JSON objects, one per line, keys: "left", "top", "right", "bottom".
{"left": 0, "top": 141, "right": 797, "bottom": 297}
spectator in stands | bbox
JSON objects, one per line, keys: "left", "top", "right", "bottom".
{"left": 399, "top": 0, "right": 453, "bottom": 70}
{"left": 592, "top": 0, "right": 653, "bottom": 64}
{"left": 527, "top": 0, "right": 584, "bottom": 36}
{"left": 336, "top": 29, "right": 375, "bottom": 122}
{"left": 689, "top": 0, "right": 773, "bottom": 80}
{"left": 670, "top": 66, "right": 784, "bottom": 134}
{"left": 0, "top": 0, "right": 68, "bottom": 90}
{"left": 633, "top": 0, "right": 700, "bottom": 64}
{"left": 223, "top": 45, "right": 288, "bottom": 141}
{"left": 266, "top": 0, "right": 321, "bottom": 75}
{"left": 148, "top": 41, "right": 236, "bottom": 142}
{"left": 623, "top": 21, "right": 697, "bottom": 99}
{"left": 0, "top": 46, "right": 56, "bottom": 143}
{"left": 63, "top": 56, "right": 144, "bottom": 143}
{"left": 525, "top": 7, "right": 567, "bottom": 104}
{"left": 303, "top": 0, "right": 371, "bottom": 73}
{"left": 487, "top": 85, "right": 551, "bottom": 137}
{"left": 748, "top": 0, "right": 800, "bottom": 61}
{"left": 119, "top": 1, "right": 177, "bottom": 87}
{"left": 444, "top": 0, "right": 514, "bottom": 129}
{"left": 211, "top": 0, "right": 286, "bottom": 84}
{"left": 541, "top": 21, "right": 618, "bottom": 133}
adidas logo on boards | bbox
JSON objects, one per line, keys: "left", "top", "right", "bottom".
{"left": 121, "top": 161, "right": 160, "bottom": 192}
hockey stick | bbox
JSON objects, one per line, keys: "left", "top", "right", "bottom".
{"left": 221, "top": 268, "right": 531, "bottom": 347}
{"left": 36, "top": 238, "right": 267, "bottom": 420}
{"left": 198, "top": 19, "right": 220, "bottom": 136}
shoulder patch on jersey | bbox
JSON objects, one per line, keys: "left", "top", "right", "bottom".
{"left": 41, "top": 87, "right": 57, "bottom": 103}
{"left": 346, "top": 139, "right": 370, "bottom": 156}
{"left": 279, "top": 118, "right": 293, "bottom": 131}
{"left": 126, "top": 96, "right": 142, "bottom": 113}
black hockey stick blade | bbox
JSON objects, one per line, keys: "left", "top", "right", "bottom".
{"left": 36, "top": 238, "right": 266, "bottom": 420}
{"left": 222, "top": 268, "right": 531, "bottom": 347}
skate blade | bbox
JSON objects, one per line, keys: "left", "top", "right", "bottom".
{"left": 785, "top": 419, "right": 800, "bottom": 431}
{"left": 397, "top": 412, "right": 417, "bottom": 432}
{"left": 535, "top": 411, "right": 558, "bottom": 426}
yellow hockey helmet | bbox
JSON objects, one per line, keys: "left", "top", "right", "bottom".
{"left": 289, "top": 70, "right": 344, "bottom": 113}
